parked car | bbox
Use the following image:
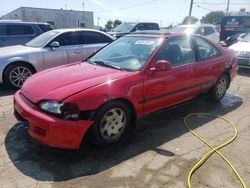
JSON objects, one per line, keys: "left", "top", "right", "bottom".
{"left": 108, "top": 22, "right": 160, "bottom": 38}
{"left": 171, "top": 24, "right": 220, "bottom": 43}
{"left": 229, "top": 33, "right": 250, "bottom": 69}
{"left": 0, "top": 28, "right": 115, "bottom": 88}
{"left": 14, "top": 32, "right": 237, "bottom": 149}
{"left": 0, "top": 21, "right": 53, "bottom": 47}
{"left": 220, "top": 14, "right": 250, "bottom": 41}
{"left": 225, "top": 32, "right": 247, "bottom": 46}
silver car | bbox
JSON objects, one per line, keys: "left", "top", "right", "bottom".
{"left": 0, "top": 28, "right": 114, "bottom": 88}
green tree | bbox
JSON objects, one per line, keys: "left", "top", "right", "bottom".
{"left": 200, "top": 11, "right": 224, "bottom": 25}
{"left": 113, "top": 19, "right": 122, "bottom": 28}
{"left": 105, "top": 20, "right": 113, "bottom": 31}
{"left": 181, "top": 16, "right": 198, "bottom": 24}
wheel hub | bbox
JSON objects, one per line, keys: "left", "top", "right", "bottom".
{"left": 100, "top": 108, "right": 126, "bottom": 140}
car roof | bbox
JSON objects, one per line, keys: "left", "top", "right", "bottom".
{"left": 128, "top": 30, "right": 191, "bottom": 38}
{"left": 177, "top": 24, "right": 216, "bottom": 27}
{"left": 53, "top": 28, "right": 111, "bottom": 34}
{"left": 0, "top": 20, "right": 50, "bottom": 25}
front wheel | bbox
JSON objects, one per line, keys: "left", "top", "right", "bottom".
{"left": 4, "top": 63, "right": 34, "bottom": 88}
{"left": 90, "top": 101, "right": 131, "bottom": 145}
{"left": 210, "top": 74, "right": 229, "bottom": 102}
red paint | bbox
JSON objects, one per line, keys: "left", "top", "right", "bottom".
{"left": 14, "top": 33, "right": 237, "bottom": 149}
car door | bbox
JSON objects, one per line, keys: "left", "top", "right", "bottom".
{"left": 42, "top": 31, "right": 83, "bottom": 69}
{"left": 193, "top": 36, "right": 225, "bottom": 90}
{"left": 81, "top": 31, "right": 114, "bottom": 60}
{"left": 143, "top": 36, "right": 200, "bottom": 115}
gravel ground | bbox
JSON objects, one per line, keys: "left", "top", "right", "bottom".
{"left": 0, "top": 69, "right": 249, "bottom": 188}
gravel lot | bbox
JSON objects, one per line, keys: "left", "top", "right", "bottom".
{"left": 0, "top": 69, "right": 250, "bottom": 188}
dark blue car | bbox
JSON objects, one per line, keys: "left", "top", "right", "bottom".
{"left": 0, "top": 21, "right": 53, "bottom": 47}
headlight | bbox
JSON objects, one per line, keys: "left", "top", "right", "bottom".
{"left": 39, "top": 101, "right": 80, "bottom": 120}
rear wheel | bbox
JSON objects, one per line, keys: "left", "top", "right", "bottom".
{"left": 90, "top": 101, "right": 131, "bottom": 145}
{"left": 210, "top": 74, "right": 229, "bottom": 102}
{"left": 4, "top": 63, "right": 34, "bottom": 88}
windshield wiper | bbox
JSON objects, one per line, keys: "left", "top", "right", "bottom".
{"left": 92, "top": 61, "right": 125, "bottom": 71}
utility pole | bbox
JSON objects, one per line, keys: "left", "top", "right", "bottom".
{"left": 226, "top": 0, "right": 230, "bottom": 14}
{"left": 82, "top": 2, "right": 85, "bottom": 27}
{"left": 97, "top": 17, "right": 100, "bottom": 26}
{"left": 188, "top": 0, "right": 194, "bottom": 24}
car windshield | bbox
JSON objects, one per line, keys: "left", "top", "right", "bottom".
{"left": 88, "top": 36, "right": 162, "bottom": 71}
{"left": 25, "top": 30, "right": 60, "bottom": 48}
{"left": 113, "top": 22, "right": 136, "bottom": 32}
{"left": 241, "top": 33, "right": 250, "bottom": 42}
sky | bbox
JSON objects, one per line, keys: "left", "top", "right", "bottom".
{"left": 0, "top": 0, "right": 250, "bottom": 27}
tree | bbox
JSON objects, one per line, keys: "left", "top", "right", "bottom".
{"left": 113, "top": 19, "right": 122, "bottom": 28}
{"left": 181, "top": 16, "right": 198, "bottom": 24}
{"left": 105, "top": 20, "right": 113, "bottom": 31}
{"left": 200, "top": 11, "right": 224, "bottom": 25}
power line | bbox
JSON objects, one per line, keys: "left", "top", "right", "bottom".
{"left": 94, "top": 0, "right": 158, "bottom": 13}
{"left": 194, "top": 2, "right": 250, "bottom": 5}
{"left": 194, "top": 3, "right": 216, "bottom": 11}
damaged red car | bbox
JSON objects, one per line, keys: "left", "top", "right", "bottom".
{"left": 14, "top": 32, "right": 237, "bottom": 149}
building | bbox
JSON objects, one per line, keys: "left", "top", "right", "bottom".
{"left": 0, "top": 7, "right": 94, "bottom": 29}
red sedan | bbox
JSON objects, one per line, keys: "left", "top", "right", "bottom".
{"left": 14, "top": 32, "right": 237, "bottom": 149}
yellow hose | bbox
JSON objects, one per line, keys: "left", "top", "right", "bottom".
{"left": 184, "top": 113, "right": 247, "bottom": 188}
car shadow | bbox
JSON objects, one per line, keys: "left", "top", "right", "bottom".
{"left": 0, "top": 84, "right": 16, "bottom": 97}
{"left": 4, "top": 93, "right": 243, "bottom": 181}
{"left": 238, "top": 68, "right": 250, "bottom": 77}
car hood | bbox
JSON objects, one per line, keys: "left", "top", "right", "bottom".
{"left": 21, "top": 62, "right": 134, "bottom": 103}
{"left": 229, "top": 41, "right": 250, "bottom": 52}
{"left": 0, "top": 45, "right": 40, "bottom": 57}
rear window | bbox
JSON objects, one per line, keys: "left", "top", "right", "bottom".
{"left": 0, "top": 25, "right": 5, "bottom": 36}
{"left": 5, "top": 24, "right": 34, "bottom": 35}
{"left": 38, "top": 24, "right": 53, "bottom": 32}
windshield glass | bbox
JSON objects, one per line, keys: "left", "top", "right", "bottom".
{"left": 25, "top": 30, "right": 60, "bottom": 47}
{"left": 113, "top": 23, "right": 136, "bottom": 32}
{"left": 89, "top": 36, "right": 162, "bottom": 71}
{"left": 242, "top": 33, "right": 250, "bottom": 42}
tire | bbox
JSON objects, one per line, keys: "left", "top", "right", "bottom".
{"left": 210, "top": 74, "right": 229, "bottom": 102}
{"left": 90, "top": 101, "right": 131, "bottom": 145}
{"left": 3, "top": 63, "right": 35, "bottom": 89}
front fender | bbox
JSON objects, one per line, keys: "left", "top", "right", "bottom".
{"left": 63, "top": 73, "right": 144, "bottom": 118}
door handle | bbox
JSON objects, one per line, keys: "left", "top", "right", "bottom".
{"left": 73, "top": 50, "right": 81, "bottom": 54}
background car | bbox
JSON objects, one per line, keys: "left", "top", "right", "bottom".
{"left": 108, "top": 22, "right": 160, "bottom": 38}
{"left": 225, "top": 33, "right": 247, "bottom": 46}
{"left": 14, "top": 32, "right": 237, "bottom": 149}
{"left": 0, "top": 28, "right": 115, "bottom": 88}
{"left": 229, "top": 33, "right": 250, "bottom": 69}
{"left": 171, "top": 24, "right": 220, "bottom": 43}
{"left": 0, "top": 20, "right": 53, "bottom": 47}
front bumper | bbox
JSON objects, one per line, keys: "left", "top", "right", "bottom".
{"left": 14, "top": 90, "right": 94, "bottom": 149}
{"left": 237, "top": 57, "right": 250, "bottom": 69}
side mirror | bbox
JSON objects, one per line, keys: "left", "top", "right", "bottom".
{"left": 150, "top": 60, "right": 172, "bottom": 72}
{"left": 50, "top": 41, "right": 60, "bottom": 48}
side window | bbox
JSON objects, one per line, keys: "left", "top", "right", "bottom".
{"left": 5, "top": 24, "right": 34, "bottom": 35}
{"left": 195, "top": 27, "right": 205, "bottom": 35}
{"left": 83, "top": 31, "right": 113, "bottom": 44}
{"left": 195, "top": 37, "right": 220, "bottom": 60}
{"left": 204, "top": 27, "right": 215, "bottom": 36}
{"left": 0, "top": 25, "right": 6, "bottom": 36}
{"left": 136, "top": 24, "right": 147, "bottom": 31}
{"left": 155, "top": 36, "right": 196, "bottom": 67}
{"left": 53, "top": 32, "right": 83, "bottom": 46}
